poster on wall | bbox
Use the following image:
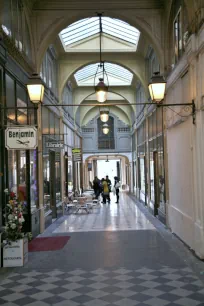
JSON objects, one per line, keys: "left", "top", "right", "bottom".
{"left": 5, "top": 127, "right": 38, "bottom": 150}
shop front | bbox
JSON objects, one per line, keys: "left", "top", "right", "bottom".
{"left": 63, "top": 124, "right": 74, "bottom": 198}
{"left": 148, "top": 108, "right": 166, "bottom": 222}
{"left": 136, "top": 107, "right": 166, "bottom": 223}
{"left": 137, "top": 121, "right": 147, "bottom": 205}
{"left": 42, "top": 106, "right": 63, "bottom": 227}
{"left": 0, "top": 61, "right": 40, "bottom": 237}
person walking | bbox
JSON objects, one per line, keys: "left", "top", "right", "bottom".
{"left": 92, "top": 176, "right": 100, "bottom": 199}
{"left": 114, "top": 176, "right": 121, "bottom": 203}
{"left": 101, "top": 178, "right": 110, "bottom": 204}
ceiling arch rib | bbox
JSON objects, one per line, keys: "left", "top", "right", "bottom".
{"left": 80, "top": 105, "right": 131, "bottom": 126}
{"left": 73, "top": 87, "right": 136, "bottom": 116}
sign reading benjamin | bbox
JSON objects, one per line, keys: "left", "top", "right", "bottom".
{"left": 5, "top": 127, "right": 38, "bottom": 150}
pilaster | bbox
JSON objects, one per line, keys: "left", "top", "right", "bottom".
{"left": 37, "top": 104, "right": 45, "bottom": 233}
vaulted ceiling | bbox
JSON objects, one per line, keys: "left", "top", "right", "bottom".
{"left": 32, "top": 0, "right": 165, "bottom": 10}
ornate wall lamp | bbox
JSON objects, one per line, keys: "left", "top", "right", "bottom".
{"left": 27, "top": 74, "right": 45, "bottom": 103}
{"left": 148, "top": 72, "right": 196, "bottom": 124}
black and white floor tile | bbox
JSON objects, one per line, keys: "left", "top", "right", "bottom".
{"left": 0, "top": 267, "right": 204, "bottom": 306}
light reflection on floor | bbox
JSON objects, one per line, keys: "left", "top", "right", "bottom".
{"left": 54, "top": 193, "right": 155, "bottom": 233}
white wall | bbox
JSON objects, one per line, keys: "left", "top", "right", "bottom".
{"left": 167, "top": 119, "right": 194, "bottom": 248}
{"left": 165, "top": 26, "right": 204, "bottom": 258}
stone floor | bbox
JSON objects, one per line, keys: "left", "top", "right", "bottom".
{"left": 0, "top": 193, "right": 204, "bottom": 306}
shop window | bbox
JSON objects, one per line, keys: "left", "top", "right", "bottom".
{"left": 42, "top": 107, "right": 50, "bottom": 134}
{"left": 17, "top": 84, "right": 27, "bottom": 125}
{"left": 8, "top": 150, "right": 17, "bottom": 193}
{"left": 157, "top": 107, "right": 163, "bottom": 134}
{"left": 43, "top": 154, "right": 50, "bottom": 212}
{"left": 139, "top": 155, "right": 145, "bottom": 195}
{"left": 174, "top": 10, "right": 182, "bottom": 63}
{"left": 6, "top": 74, "right": 15, "bottom": 108}
{"left": 55, "top": 158, "right": 61, "bottom": 204}
{"left": 24, "top": 18, "right": 32, "bottom": 58}
{"left": 1, "top": 0, "right": 32, "bottom": 59}
{"left": 48, "top": 59, "right": 53, "bottom": 89}
{"left": 30, "top": 150, "right": 38, "bottom": 211}
{"left": 157, "top": 136, "right": 165, "bottom": 214}
{"left": 40, "top": 55, "right": 47, "bottom": 84}
{"left": 152, "top": 111, "right": 157, "bottom": 137}
{"left": 49, "top": 111, "right": 55, "bottom": 134}
{"left": 172, "top": 1, "right": 189, "bottom": 66}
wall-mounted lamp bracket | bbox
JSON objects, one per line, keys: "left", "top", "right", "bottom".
{"left": 157, "top": 100, "right": 196, "bottom": 125}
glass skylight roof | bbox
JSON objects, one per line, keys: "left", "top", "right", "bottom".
{"left": 74, "top": 62, "right": 133, "bottom": 86}
{"left": 60, "top": 17, "right": 140, "bottom": 47}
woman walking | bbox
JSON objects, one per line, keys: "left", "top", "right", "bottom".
{"left": 114, "top": 176, "right": 121, "bottom": 203}
{"left": 101, "top": 178, "right": 110, "bottom": 204}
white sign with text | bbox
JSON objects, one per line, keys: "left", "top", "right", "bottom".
{"left": 5, "top": 127, "right": 38, "bottom": 150}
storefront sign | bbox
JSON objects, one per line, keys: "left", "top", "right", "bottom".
{"left": 46, "top": 142, "right": 64, "bottom": 149}
{"left": 72, "top": 148, "right": 81, "bottom": 162}
{"left": 5, "top": 127, "right": 38, "bottom": 150}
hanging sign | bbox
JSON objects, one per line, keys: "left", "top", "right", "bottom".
{"left": 5, "top": 127, "right": 38, "bottom": 150}
{"left": 72, "top": 148, "right": 81, "bottom": 162}
{"left": 46, "top": 141, "right": 64, "bottom": 149}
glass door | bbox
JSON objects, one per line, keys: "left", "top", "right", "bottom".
{"left": 153, "top": 151, "right": 159, "bottom": 215}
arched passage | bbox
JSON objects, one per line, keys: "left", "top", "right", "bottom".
{"left": 72, "top": 87, "right": 136, "bottom": 120}
{"left": 59, "top": 56, "right": 148, "bottom": 99}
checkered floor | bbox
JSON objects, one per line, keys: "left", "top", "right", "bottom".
{"left": 0, "top": 266, "right": 204, "bottom": 306}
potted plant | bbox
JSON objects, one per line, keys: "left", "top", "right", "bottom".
{"left": 2, "top": 189, "right": 31, "bottom": 267}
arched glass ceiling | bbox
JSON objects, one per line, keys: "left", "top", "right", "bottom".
{"left": 60, "top": 17, "right": 140, "bottom": 47}
{"left": 74, "top": 63, "right": 133, "bottom": 86}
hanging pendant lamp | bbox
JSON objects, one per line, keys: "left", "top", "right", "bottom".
{"left": 100, "top": 109, "right": 109, "bottom": 122}
{"left": 96, "top": 78, "right": 108, "bottom": 103}
{"left": 102, "top": 123, "right": 109, "bottom": 134}
{"left": 95, "top": 13, "right": 108, "bottom": 103}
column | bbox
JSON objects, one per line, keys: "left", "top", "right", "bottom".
{"left": 37, "top": 104, "right": 45, "bottom": 233}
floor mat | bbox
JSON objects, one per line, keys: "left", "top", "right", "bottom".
{"left": 28, "top": 236, "right": 70, "bottom": 252}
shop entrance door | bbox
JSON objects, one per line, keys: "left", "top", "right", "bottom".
{"left": 49, "top": 151, "right": 57, "bottom": 219}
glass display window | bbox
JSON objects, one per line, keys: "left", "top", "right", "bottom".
{"left": 149, "top": 151, "right": 155, "bottom": 202}
{"left": 139, "top": 156, "right": 146, "bottom": 195}
{"left": 30, "top": 150, "right": 38, "bottom": 212}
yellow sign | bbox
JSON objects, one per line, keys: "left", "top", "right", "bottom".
{"left": 72, "top": 148, "right": 81, "bottom": 154}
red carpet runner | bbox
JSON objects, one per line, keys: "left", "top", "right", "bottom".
{"left": 28, "top": 236, "right": 70, "bottom": 252}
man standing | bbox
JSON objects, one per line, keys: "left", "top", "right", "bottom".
{"left": 92, "top": 176, "right": 100, "bottom": 199}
